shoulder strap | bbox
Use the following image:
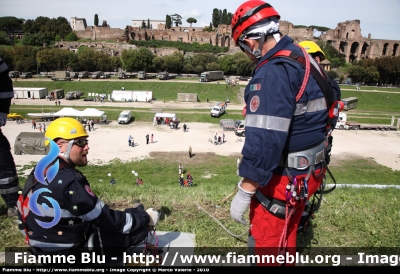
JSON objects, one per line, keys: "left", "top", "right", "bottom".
{"left": 256, "top": 47, "right": 311, "bottom": 103}
{"left": 258, "top": 49, "right": 335, "bottom": 110}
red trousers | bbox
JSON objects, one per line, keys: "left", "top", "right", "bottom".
{"left": 248, "top": 169, "right": 325, "bottom": 266}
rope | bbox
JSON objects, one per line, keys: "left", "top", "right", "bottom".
{"left": 278, "top": 206, "right": 295, "bottom": 256}
{"left": 195, "top": 202, "right": 248, "bottom": 243}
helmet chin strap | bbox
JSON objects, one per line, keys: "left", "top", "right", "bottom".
{"left": 59, "top": 140, "right": 74, "bottom": 165}
{"left": 239, "top": 33, "right": 266, "bottom": 69}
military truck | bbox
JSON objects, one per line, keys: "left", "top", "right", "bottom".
{"left": 138, "top": 71, "right": 157, "bottom": 80}
{"left": 78, "top": 71, "right": 90, "bottom": 79}
{"left": 199, "top": 71, "right": 224, "bottom": 82}
{"left": 157, "top": 71, "right": 177, "bottom": 80}
{"left": 91, "top": 71, "right": 103, "bottom": 79}
{"left": 65, "top": 91, "right": 84, "bottom": 100}
{"left": 118, "top": 72, "right": 137, "bottom": 79}
{"left": 8, "top": 71, "right": 20, "bottom": 78}
{"left": 52, "top": 71, "right": 71, "bottom": 81}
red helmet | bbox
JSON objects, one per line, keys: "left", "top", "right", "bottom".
{"left": 231, "top": 1, "right": 280, "bottom": 45}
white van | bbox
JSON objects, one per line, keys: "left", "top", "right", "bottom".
{"left": 118, "top": 110, "right": 132, "bottom": 124}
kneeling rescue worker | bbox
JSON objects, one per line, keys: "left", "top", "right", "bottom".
{"left": 17, "top": 117, "right": 160, "bottom": 262}
{"left": 229, "top": 1, "right": 341, "bottom": 266}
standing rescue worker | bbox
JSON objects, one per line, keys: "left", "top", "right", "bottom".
{"left": 17, "top": 117, "right": 160, "bottom": 260}
{"left": 297, "top": 40, "right": 342, "bottom": 235}
{"left": 0, "top": 56, "right": 21, "bottom": 217}
{"left": 230, "top": 1, "right": 331, "bottom": 266}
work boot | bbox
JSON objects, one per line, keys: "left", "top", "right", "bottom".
{"left": 7, "top": 207, "right": 18, "bottom": 217}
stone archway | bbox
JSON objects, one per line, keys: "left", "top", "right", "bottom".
{"left": 393, "top": 43, "right": 399, "bottom": 57}
{"left": 349, "top": 42, "right": 360, "bottom": 63}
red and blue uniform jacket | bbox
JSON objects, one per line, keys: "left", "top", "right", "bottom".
{"left": 239, "top": 36, "right": 327, "bottom": 187}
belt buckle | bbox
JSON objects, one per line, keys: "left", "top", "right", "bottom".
{"left": 293, "top": 154, "right": 310, "bottom": 170}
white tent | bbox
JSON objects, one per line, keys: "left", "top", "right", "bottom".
{"left": 154, "top": 113, "right": 176, "bottom": 119}
{"left": 54, "top": 107, "right": 83, "bottom": 117}
{"left": 81, "top": 108, "right": 105, "bottom": 117}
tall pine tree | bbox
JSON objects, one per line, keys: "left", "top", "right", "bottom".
{"left": 94, "top": 14, "right": 99, "bottom": 26}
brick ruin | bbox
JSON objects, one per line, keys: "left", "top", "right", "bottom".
{"left": 56, "top": 19, "right": 399, "bottom": 62}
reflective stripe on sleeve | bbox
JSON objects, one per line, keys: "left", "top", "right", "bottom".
{"left": 0, "top": 91, "right": 14, "bottom": 99}
{"left": 0, "top": 62, "right": 8, "bottom": 73}
{"left": 0, "top": 185, "right": 21, "bottom": 194}
{"left": 294, "top": 97, "right": 327, "bottom": 116}
{"left": 245, "top": 114, "right": 291, "bottom": 132}
{"left": 0, "top": 175, "right": 18, "bottom": 184}
{"left": 29, "top": 239, "right": 75, "bottom": 250}
{"left": 35, "top": 204, "right": 75, "bottom": 218}
{"left": 123, "top": 212, "right": 133, "bottom": 234}
{"left": 79, "top": 200, "right": 105, "bottom": 221}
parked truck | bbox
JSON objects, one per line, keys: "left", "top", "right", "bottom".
{"left": 335, "top": 112, "right": 398, "bottom": 130}
{"left": 210, "top": 102, "right": 226, "bottom": 118}
{"left": 65, "top": 91, "right": 84, "bottom": 100}
{"left": 78, "top": 71, "right": 90, "bottom": 79}
{"left": 157, "top": 71, "right": 177, "bottom": 80}
{"left": 341, "top": 97, "right": 358, "bottom": 111}
{"left": 52, "top": 71, "right": 71, "bottom": 81}
{"left": 91, "top": 71, "right": 103, "bottom": 79}
{"left": 138, "top": 71, "right": 157, "bottom": 80}
{"left": 118, "top": 72, "right": 137, "bottom": 79}
{"left": 199, "top": 71, "right": 224, "bottom": 82}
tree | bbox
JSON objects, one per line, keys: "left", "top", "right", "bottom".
{"left": 64, "top": 31, "right": 79, "bottom": 41}
{"left": 347, "top": 65, "right": 373, "bottom": 83}
{"left": 192, "top": 52, "right": 218, "bottom": 72}
{"left": 166, "top": 15, "right": 172, "bottom": 29}
{"left": 163, "top": 51, "right": 184, "bottom": 72}
{"left": 327, "top": 70, "right": 339, "bottom": 80}
{"left": 0, "top": 31, "right": 12, "bottom": 45}
{"left": 209, "top": 23, "right": 212, "bottom": 32}
{"left": 94, "top": 14, "right": 99, "bottom": 27}
{"left": 77, "top": 47, "right": 97, "bottom": 71}
{"left": 186, "top": 17, "right": 197, "bottom": 27}
{"left": 152, "top": 56, "right": 164, "bottom": 72}
{"left": 141, "top": 20, "right": 146, "bottom": 29}
{"left": 148, "top": 19, "right": 150, "bottom": 30}
{"left": 171, "top": 14, "right": 182, "bottom": 27}
{"left": 0, "top": 16, "right": 25, "bottom": 46}
{"left": 12, "top": 46, "right": 39, "bottom": 72}
{"left": 212, "top": 9, "right": 220, "bottom": 28}
{"left": 221, "top": 9, "right": 229, "bottom": 25}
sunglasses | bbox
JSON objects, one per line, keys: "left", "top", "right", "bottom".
{"left": 73, "top": 139, "right": 89, "bottom": 148}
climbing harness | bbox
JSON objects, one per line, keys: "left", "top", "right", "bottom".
{"left": 253, "top": 44, "right": 343, "bottom": 255}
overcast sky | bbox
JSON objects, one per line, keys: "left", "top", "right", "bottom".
{"left": 1, "top": 0, "right": 400, "bottom": 40}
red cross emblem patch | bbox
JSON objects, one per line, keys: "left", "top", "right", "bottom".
{"left": 250, "top": 96, "right": 260, "bottom": 113}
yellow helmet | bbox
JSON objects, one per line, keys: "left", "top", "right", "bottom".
{"left": 298, "top": 41, "right": 326, "bottom": 61}
{"left": 45, "top": 117, "right": 88, "bottom": 145}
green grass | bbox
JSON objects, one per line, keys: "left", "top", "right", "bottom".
{"left": 12, "top": 81, "right": 241, "bottom": 104}
{"left": 1, "top": 153, "right": 399, "bottom": 252}
{"left": 2, "top": 81, "right": 400, "bottom": 260}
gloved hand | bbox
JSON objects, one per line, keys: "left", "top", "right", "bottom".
{"left": 230, "top": 181, "right": 255, "bottom": 225}
{"left": 146, "top": 208, "right": 160, "bottom": 227}
{"left": 0, "top": 112, "right": 7, "bottom": 127}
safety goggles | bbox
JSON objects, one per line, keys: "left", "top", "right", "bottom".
{"left": 72, "top": 139, "right": 89, "bottom": 148}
